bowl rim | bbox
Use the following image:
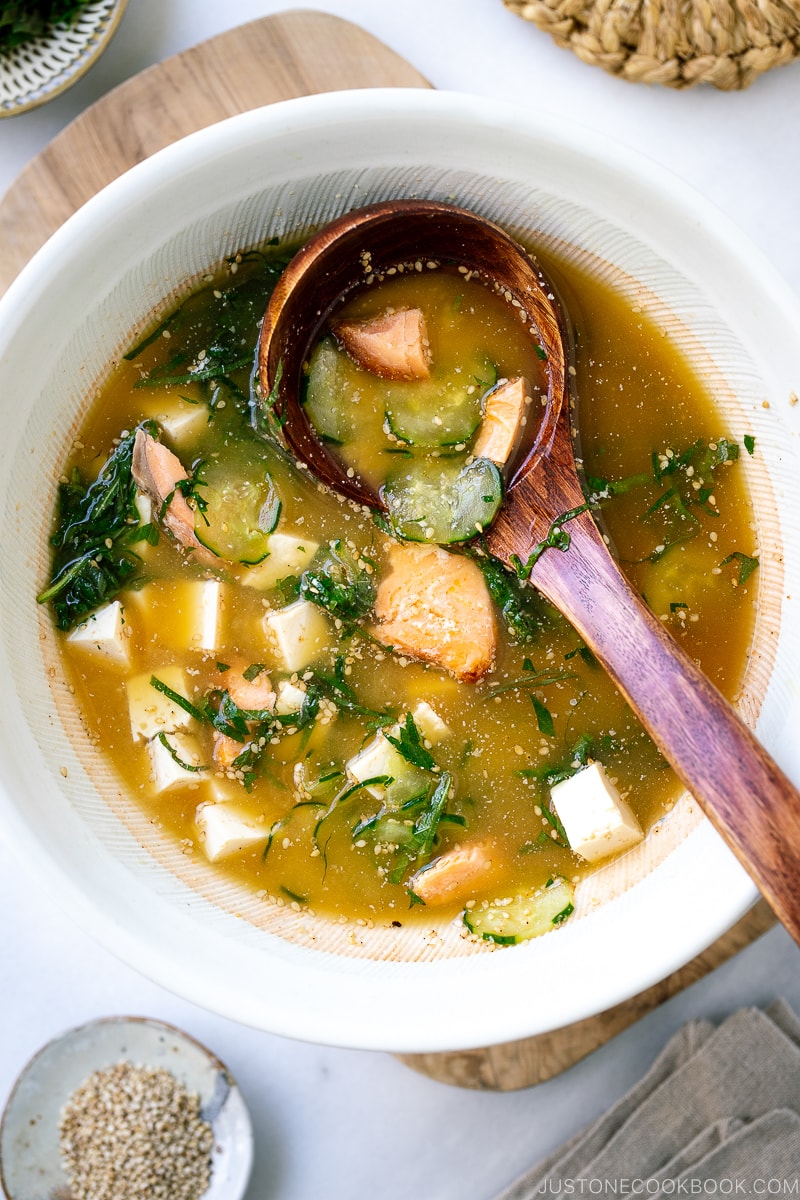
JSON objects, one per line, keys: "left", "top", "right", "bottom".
{"left": 3, "top": 86, "right": 798, "bottom": 1052}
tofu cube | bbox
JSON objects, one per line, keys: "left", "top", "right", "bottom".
{"left": 196, "top": 802, "right": 268, "bottom": 862}
{"left": 135, "top": 491, "right": 153, "bottom": 525}
{"left": 274, "top": 679, "right": 308, "bottom": 715}
{"left": 67, "top": 600, "right": 131, "bottom": 668}
{"left": 148, "top": 731, "right": 206, "bottom": 793}
{"left": 346, "top": 731, "right": 407, "bottom": 801}
{"left": 175, "top": 579, "right": 224, "bottom": 652}
{"left": 127, "top": 666, "right": 194, "bottom": 743}
{"left": 264, "top": 600, "right": 330, "bottom": 672}
{"left": 411, "top": 700, "right": 450, "bottom": 745}
{"left": 141, "top": 398, "right": 209, "bottom": 447}
{"left": 550, "top": 762, "right": 644, "bottom": 863}
{"left": 240, "top": 532, "right": 320, "bottom": 591}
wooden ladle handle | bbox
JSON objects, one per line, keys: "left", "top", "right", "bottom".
{"left": 526, "top": 508, "right": 800, "bottom": 941}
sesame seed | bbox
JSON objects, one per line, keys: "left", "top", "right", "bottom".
{"left": 59, "top": 1061, "right": 213, "bottom": 1200}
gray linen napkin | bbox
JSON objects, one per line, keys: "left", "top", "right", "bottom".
{"left": 497, "top": 1002, "right": 800, "bottom": 1198}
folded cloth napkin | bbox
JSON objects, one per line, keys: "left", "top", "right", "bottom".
{"left": 499, "top": 1001, "right": 800, "bottom": 1198}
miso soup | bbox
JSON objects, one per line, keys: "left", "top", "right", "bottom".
{"left": 39, "top": 233, "right": 759, "bottom": 943}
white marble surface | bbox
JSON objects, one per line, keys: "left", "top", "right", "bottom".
{"left": 2, "top": 2, "right": 800, "bottom": 1196}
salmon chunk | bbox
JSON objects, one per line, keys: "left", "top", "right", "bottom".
{"left": 472, "top": 376, "right": 530, "bottom": 466}
{"left": 131, "top": 428, "right": 213, "bottom": 559}
{"left": 213, "top": 732, "right": 243, "bottom": 770}
{"left": 371, "top": 542, "right": 495, "bottom": 682}
{"left": 332, "top": 308, "right": 430, "bottom": 381}
{"left": 411, "top": 842, "right": 493, "bottom": 906}
{"left": 224, "top": 662, "right": 275, "bottom": 713}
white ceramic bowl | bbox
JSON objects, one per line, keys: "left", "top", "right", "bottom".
{"left": 1, "top": 89, "right": 800, "bottom": 1053}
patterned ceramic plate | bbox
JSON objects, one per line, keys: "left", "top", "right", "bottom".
{"left": 0, "top": 0, "right": 127, "bottom": 117}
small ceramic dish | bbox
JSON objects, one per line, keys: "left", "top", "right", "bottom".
{"left": 0, "top": 0, "right": 127, "bottom": 118}
{"left": 0, "top": 1016, "right": 253, "bottom": 1200}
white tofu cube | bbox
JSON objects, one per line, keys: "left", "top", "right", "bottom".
{"left": 127, "top": 666, "right": 194, "bottom": 743}
{"left": 131, "top": 493, "right": 157, "bottom": 560}
{"left": 141, "top": 398, "right": 209, "bottom": 447}
{"left": 67, "top": 600, "right": 131, "bottom": 668}
{"left": 264, "top": 600, "right": 330, "bottom": 672}
{"left": 550, "top": 762, "right": 644, "bottom": 863}
{"left": 196, "top": 802, "right": 268, "bottom": 862}
{"left": 135, "top": 491, "right": 153, "bottom": 525}
{"left": 346, "top": 731, "right": 407, "bottom": 800}
{"left": 275, "top": 679, "right": 308, "bottom": 715}
{"left": 411, "top": 700, "right": 451, "bottom": 745}
{"left": 240, "top": 532, "right": 320, "bottom": 590}
{"left": 148, "top": 731, "right": 207, "bottom": 793}
{"left": 175, "top": 579, "right": 224, "bottom": 652}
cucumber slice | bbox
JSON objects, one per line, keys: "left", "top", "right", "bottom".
{"left": 385, "top": 356, "right": 496, "bottom": 448}
{"left": 383, "top": 457, "right": 503, "bottom": 544}
{"left": 195, "top": 450, "right": 281, "bottom": 563}
{"left": 303, "top": 336, "right": 358, "bottom": 443}
{"left": 463, "top": 877, "right": 576, "bottom": 945}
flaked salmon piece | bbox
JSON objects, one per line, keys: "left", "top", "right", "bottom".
{"left": 213, "top": 732, "right": 243, "bottom": 770}
{"left": 411, "top": 842, "right": 493, "bottom": 906}
{"left": 224, "top": 662, "right": 276, "bottom": 713}
{"left": 472, "top": 375, "right": 530, "bottom": 466}
{"left": 131, "top": 428, "right": 214, "bottom": 559}
{"left": 371, "top": 542, "right": 495, "bottom": 682}
{"left": 332, "top": 308, "right": 430, "bottom": 381}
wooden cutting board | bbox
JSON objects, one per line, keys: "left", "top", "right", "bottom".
{"left": 0, "top": 7, "right": 775, "bottom": 1090}
{"left": 0, "top": 8, "right": 430, "bottom": 292}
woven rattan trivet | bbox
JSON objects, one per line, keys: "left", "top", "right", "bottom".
{"left": 504, "top": 0, "right": 800, "bottom": 88}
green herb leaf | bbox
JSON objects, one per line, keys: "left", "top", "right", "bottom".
{"left": 511, "top": 503, "right": 591, "bottom": 580}
{"left": 243, "top": 663, "right": 267, "bottom": 682}
{"left": 37, "top": 423, "right": 158, "bottom": 630}
{"left": 744, "top": 435, "right": 756, "bottom": 456}
{"left": 384, "top": 713, "right": 437, "bottom": 772}
{"left": 155, "top": 731, "right": 206, "bottom": 773}
{"left": 300, "top": 540, "right": 376, "bottom": 624}
{"left": 149, "top": 676, "right": 207, "bottom": 724}
{"left": 720, "top": 551, "right": 759, "bottom": 585}
{"left": 531, "top": 695, "right": 555, "bottom": 738}
{"left": 473, "top": 552, "right": 553, "bottom": 643}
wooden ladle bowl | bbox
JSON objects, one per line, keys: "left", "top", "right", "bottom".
{"left": 258, "top": 199, "right": 800, "bottom": 944}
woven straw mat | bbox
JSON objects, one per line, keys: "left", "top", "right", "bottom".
{"left": 504, "top": 0, "right": 800, "bottom": 87}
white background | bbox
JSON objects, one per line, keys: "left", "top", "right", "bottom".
{"left": 2, "top": 3, "right": 800, "bottom": 1197}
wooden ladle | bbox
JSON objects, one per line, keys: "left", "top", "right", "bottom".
{"left": 258, "top": 199, "right": 800, "bottom": 943}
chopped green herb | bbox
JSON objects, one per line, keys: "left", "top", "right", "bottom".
{"left": 473, "top": 551, "right": 553, "bottom": 643}
{"left": 485, "top": 666, "right": 576, "bottom": 700}
{"left": 242, "top": 663, "right": 267, "bottom": 682}
{"left": 149, "top": 676, "right": 207, "bottom": 724}
{"left": 510, "top": 503, "right": 591, "bottom": 580}
{"left": 384, "top": 713, "right": 437, "bottom": 772}
{"left": 155, "top": 731, "right": 205, "bottom": 773}
{"left": 0, "top": 0, "right": 90, "bottom": 51}
{"left": 720, "top": 551, "right": 759, "bottom": 585}
{"left": 300, "top": 540, "right": 376, "bottom": 624}
{"left": 531, "top": 695, "right": 555, "bottom": 738}
{"left": 744, "top": 435, "right": 755, "bottom": 456}
{"left": 36, "top": 423, "right": 157, "bottom": 630}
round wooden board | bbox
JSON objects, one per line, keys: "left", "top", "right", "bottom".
{"left": 0, "top": 8, "right": 775, "bottom": 1090}
{"left": 0, "top": 8, "right": 431, "bottom": 294}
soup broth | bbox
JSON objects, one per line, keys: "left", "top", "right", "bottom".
{"left": 42, "top": 236, "right": 759, "bottom": 940}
